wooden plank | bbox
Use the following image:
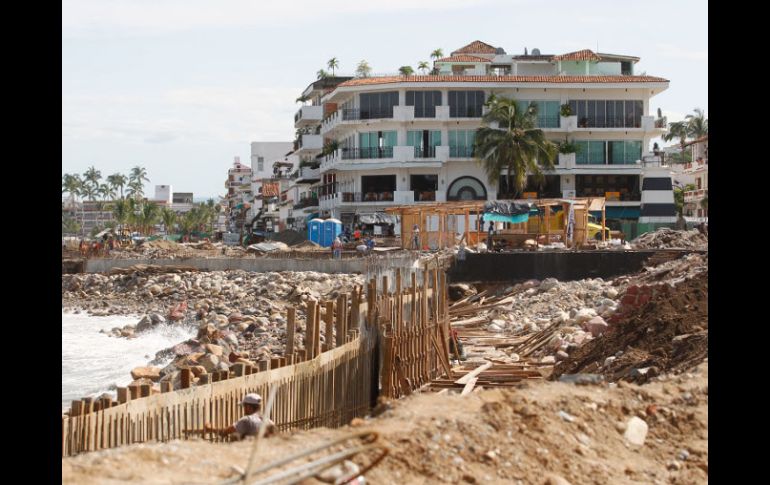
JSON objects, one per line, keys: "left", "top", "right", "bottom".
{"left": 325, "top": 300, "right": 334, "bottom": 351}
{"left": 454, "top": 362, "right": 492, "bottom": 385}
{"left": 286, "top": 307, "right": 296, "bottom": 355}
{"left": 305, "top": 300, "right": 316, "bottom": 359}
{"left": 430, "top": 334, "right": 453, "bottom": 379}
{"left": 461, "top": 377, "right": 478, "bottom": 396}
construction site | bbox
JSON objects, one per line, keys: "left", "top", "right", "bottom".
{"left": 61, "top": 206, "right": 708, "bottom": 484}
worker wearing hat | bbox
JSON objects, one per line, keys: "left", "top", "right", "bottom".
{"left": 204, "top": 393, "right": 276, "bottom": 440}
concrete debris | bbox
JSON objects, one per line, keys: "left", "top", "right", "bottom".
{"left": 631, "top": 228, "right": 707, "bottom": 250}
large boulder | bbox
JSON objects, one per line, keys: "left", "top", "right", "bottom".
{"left": 198, "top": 353, "right": 221, "bottom": 373}
{"left": 130, "top": 366, "right": 162, "bottom": 382}
{"left": 584, "top": 316, "right": 609, "bottom": 337}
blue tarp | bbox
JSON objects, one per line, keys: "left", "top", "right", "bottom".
{"left": 483, "top": 212, "right": 530, "bottom": 224}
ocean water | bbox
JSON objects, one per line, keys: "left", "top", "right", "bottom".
{"left": 61, "top": 311, "right": 195, "bottom": 410}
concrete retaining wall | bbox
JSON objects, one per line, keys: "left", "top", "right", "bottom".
{"left": 448, "top": 250, "right": 693, "bottom": 283}
{"left": 85, "top": 257, "right": 368, "bottom": 274}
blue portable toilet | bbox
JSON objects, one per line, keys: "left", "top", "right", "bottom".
{"left": 321, "top": 218, "right": 342, "bottom": 247}
{"left": 308, "top": 218, "right": 324, "bottom": 245}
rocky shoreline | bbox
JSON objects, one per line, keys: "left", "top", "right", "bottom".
{"left": 62, "top": 269, "right": 364, "bottom": 397}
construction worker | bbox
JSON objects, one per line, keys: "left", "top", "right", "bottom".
{"left": 204, "top": 393, "right": 276, "bottom": 440}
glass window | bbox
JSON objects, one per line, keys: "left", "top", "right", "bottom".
{"left": 575, "top": 141, "right": 589, "bottom": 164}
{"left": 608, "top": 141, "right": 625, "bottom": 164}
{"left": 258, "top": 157, "right": 264, "bottom": 172}
{"left": 626, "top": 140, "right": 642, "bottom": 162}
{"left": 449, "top": 91, "right": 484, "bottom": 117}
{"left": 359, "top": 92, "right": 398, "bottom": 119}
{"left": 406, "top": 90, "right": 441, "bottom": 118}
{"left": 589, "top": 141, "right": 606, "bottom": 164}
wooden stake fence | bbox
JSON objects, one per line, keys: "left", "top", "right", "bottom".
{"left": 62, "top": 267, "right": 451, "bottom": 457}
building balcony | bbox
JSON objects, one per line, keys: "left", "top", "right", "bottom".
{"left": 296, "top": 166, "right": 321, "bottom": 182}
{"left": 295, "top": 134, "right": 323, "bottom": 154}
{"left": 684, "top": 189, "right": 707, "bottom": 202}
{"left": 573, "top": 116, "right": 643, "bottom": 130}
{"left": 683, "top": 159, "right": 708, "bottom": 173}
{"left": 294, "top": 105, "right": 324, "bottom": 128}
{"left": 293, "top": 197, "right": 319, "bottom": 209}
{"left": 341, "top": 147, "right": 394, "bottom": 160}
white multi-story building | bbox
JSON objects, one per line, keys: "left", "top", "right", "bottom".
{"left": 224, "top": 157, "right": 253, "bottom": 232}
{"left": 305, "top": 40, "right": 675, "bottom": 229}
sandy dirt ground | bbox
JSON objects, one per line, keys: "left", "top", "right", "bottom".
{"left": 63, "top": 360, "right": 707, "bottom": 485}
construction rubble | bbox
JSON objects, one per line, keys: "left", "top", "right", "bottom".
{"left": 631, "top": 227, "right": 708, "bottom": 250}
{"left": 447, "top": 252, "right": 708, "bottom": 384}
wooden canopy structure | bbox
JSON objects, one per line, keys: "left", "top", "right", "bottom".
{"left": 384, "top": 197, "right": 606, "bottom": 250}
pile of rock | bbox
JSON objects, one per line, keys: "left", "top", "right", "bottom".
{"left": 631, "top": 228, "right": 707, "bottom": 250}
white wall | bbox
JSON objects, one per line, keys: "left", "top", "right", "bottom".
{"left": 154, "top": 185, "right": 172, "bottom": 205}
{"left": 515, "top": 63, "right": 557, "bottom": 75}
{"left": 250, "top": 141, "right": 293, "bottom": 179}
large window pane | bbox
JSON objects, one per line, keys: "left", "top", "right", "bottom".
{"left": 595, "top": 101, "right": 606, "bottom": 128}
{"left": 609, "top": 141, "right": 624, "bottom": 164}
{"left": 626, "top": 141, "right": 642, "bottom": 163}
{"left": 625, "top": 101, "right": 635, "bottom": 128}
{"left": 589, "top": 141, "right": 606, "bottom": 164}
{"left": 575, "top": 141, "right": 589, "bottom": 164}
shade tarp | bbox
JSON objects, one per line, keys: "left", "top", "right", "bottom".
{"left": 483, "top": 200, "right": 533, "bottom": 224}
{"left": 358, "top": 213, "right": 397, "bottom": 225}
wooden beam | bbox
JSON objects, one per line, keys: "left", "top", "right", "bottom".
{"left": 286, "top": 307, "right": 296, "bottom": 355}
{"left": 454, "top": 362, "right": 492, "bottom": 385}
{"left": 461, "top": 377, "right": 478, "bottom": 396}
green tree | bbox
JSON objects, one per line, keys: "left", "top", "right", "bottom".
{"left": 327, "top": 57, "right": 339, "bottom": 76}
{"left": 686, "top": 108, "right": 708, "bottom": 139}
{"left": 316, "top": 69, "right": 330, "bottom": 80}
{"left": 139, "top": 201, "right": 160, "bottom": 235}
{"left": 417, "top": 61, "right": 430, "bottom": 74}
{"left": 106, "top": 173, "right": 128, "bottom": 199}
{"left": 398, "top": 65, "right": 414, "bottom": 76}
{"left": 62, "top": 215, "right": 81, "bottom": 236}
{"left": 83, "top": 166, "right": 102, "bottom": 190}
{"left": 663, "top": 121, "right": 690, "bottom": 165}
{"left": 112, "top": 198, "right": 131, "bottom": 238}
{"left": 129, "top": 166, "right": 150, "bottom": 199}
{"left": 355, "top": 60, "right": 371, "bottom": 78}
{"left": 674, "top": 183, "right": 696, "bottom": 216}
{"left": 473, "top": 94, "right": 558, "bottom": 197}
{"left": 430, "top": 48, "right": 444, "bottom": 61}
{"left": 160, "top": 208, "right": 177, "bottom": 235}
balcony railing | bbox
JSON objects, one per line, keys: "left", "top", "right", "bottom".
{"left": 576, "top": 116, "right": 642, "bottom": 128}
{"left": 293, "top": 197, "right": 319, "bottom": 209}
{"left": 576, "top": 190, "right": 641, "bottom": 201}
{"left": 340, "top": 191, "right": 395, "bottom": 202}
{"left": 341, "top": 147, "right": 394, "bottom": 160}
{"left": 413, "top": 146, "right": 436, "bottom": 158}
{"left": 413, "top": 191, "right": 436, "bottom": 202}
{"left": 342, "top": 108, "right": 394, "bottom": 120}
{"left": 449, "top": 146, "right": 475, "bottom": 158}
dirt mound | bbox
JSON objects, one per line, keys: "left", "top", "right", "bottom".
{"left": 269, "top": 230, "right": 307, "bottom": 247}
{"left": 632, "top": 228, "right": 707, "bottom": 250}
{"left": 141, "top": 240, "right": 182, "bottom": 250}
{"left": 62, "top": 362, "right": 708, "bottom": 484}
{"left": 552, "top": 271, "right": 707, "bottom": 383}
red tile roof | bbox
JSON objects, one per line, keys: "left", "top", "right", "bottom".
{"left": 451, "top": 40, "right": 498, "bottom": 55}
{"left": 552, "top": 49, "right": 602, "bottom": 61}
{"left": 337, "top": 75, "right": 669, "bottom": 87}
{"left": 435, "top": 55, "right": 491, "bottom": 63}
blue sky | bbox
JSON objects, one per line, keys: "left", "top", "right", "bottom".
{"left": 62, "top": 0, "right": 707, "bottom": 199}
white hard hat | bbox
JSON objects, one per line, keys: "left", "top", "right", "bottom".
{"left": 242, "top": 393, "right": 262, "bottom": 405}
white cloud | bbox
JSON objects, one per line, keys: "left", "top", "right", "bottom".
{"left": 62, "top": 0, "right": 508, "bottom": 37}
{"left": 656, "top": 43, "right": 707, "bottom": 62}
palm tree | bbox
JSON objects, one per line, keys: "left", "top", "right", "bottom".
{"left": 473, "top": 94, "right": 558, "bottom": 197}
{"left": 126, "top": 180, "right": 144, "bottom": 200}
{"left": 83, "top": 166, "right": 102, "bottom": 189}
{"left": 112, "top": 198, "right": 130, "bottom": 238}
{"left": 160, "top": 208, "right": 177, "bottom": 235}
{"left": 686, "top": 108, "right": 708, "bottom": 138}
{"left": 106, "top": 173, "right": 128, "bottom": 199}
{"left": 295, "top": 95, "right": 310, "bottom": 104}
{"left": 327, "top": 57, "right": 339, "bottom": 76}
{"left": 398, "top": 66, "right": 414, "bottom": 77}
{"left": 316, "top": 69, "right": 330, "bottom": 80}
{"left": 129, "top": 166, "right": 150, "bottom": 199}
{"left": 663, "top": 121, "right": 690, "bottom": 165}
{"left": 139, "top": 201, "right": 160, "bottom": 235}
{"left": 417, "top": 61, "right": 430, "bottom": 74}
{"left": 355, "top": 60, "right": 371, "bottom": 78}
{"left": 430, "top": 48, "right": 444, "bottom": 61}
